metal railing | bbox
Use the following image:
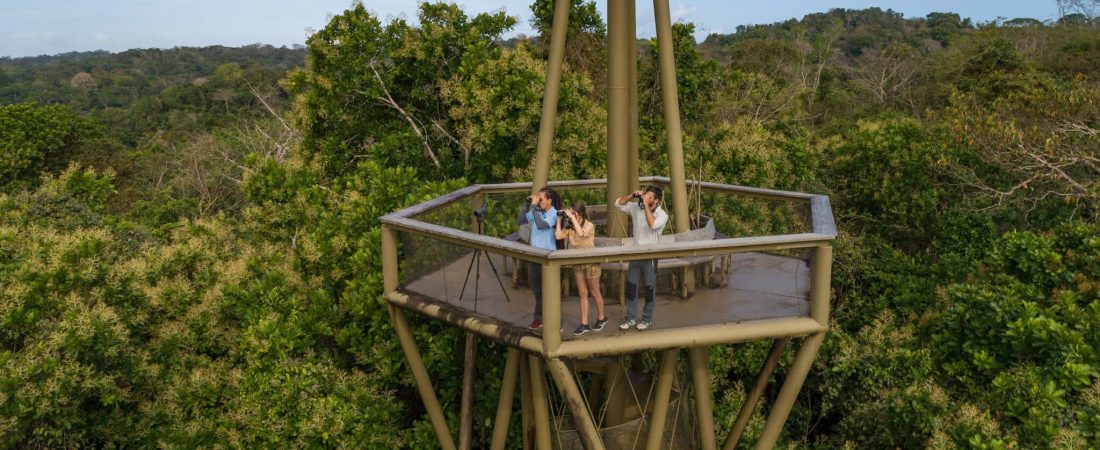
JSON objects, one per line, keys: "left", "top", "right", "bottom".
{"left": 380, "top": 177, "right": 836, "bottom": 359}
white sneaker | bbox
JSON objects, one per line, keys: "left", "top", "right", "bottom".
{"left": 619, "top": 319, "right": 636, "bottom": 330}
{"left": 636, "top": 320, "right": 651, "bottom": 330}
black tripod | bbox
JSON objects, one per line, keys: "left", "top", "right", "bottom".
{"left": 459, "top": 208, "right": 511, "bottom": 311}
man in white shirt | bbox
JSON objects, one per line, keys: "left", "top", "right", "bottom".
{"left": 614, "top": 186, "right": 668, "bottom": 330}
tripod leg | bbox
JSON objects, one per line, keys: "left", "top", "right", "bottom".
{"left": 483, "top": 251, "right": 513, "bottom": 303}
{"left": 458, "top": 249, "right": 479, "bottom": 302}
{"left": 474, "top": 250, "right": 482, "bottom": 311}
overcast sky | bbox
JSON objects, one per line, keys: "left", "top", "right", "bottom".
{"left": 0, "top": 0, "right": 1060, "bottom": 58}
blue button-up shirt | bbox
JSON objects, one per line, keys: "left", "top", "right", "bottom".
{"left": 518, "top": 205, "right": 558, "bottom": 250}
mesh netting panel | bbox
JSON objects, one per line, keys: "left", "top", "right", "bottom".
{"left": 399, "top": 230, "right": 532, "bottom": 323}
{"left": 694, "top": 190, "right": 812, "bottom": 238}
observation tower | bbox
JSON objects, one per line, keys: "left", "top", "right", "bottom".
{"left": 379, "top": 1, "right": 837, "bottom": 449}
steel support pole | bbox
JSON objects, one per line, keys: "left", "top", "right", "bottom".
{"left": 546, "top": 358, "right": 606, "bottom": 450}
{"left": 652, "top": 0, "right": 694, "bottom": 292}
{"left": 606, "top": 0, "right": 630, "bottom": 239}
{"left": 754, "top": 333, "right": 825, "bottom": 450}
{"left": 627, "top": 0, "right": 640, "bottom": 192}
{"left": 459, "top": 334, "right": 478, "bottom": 450}
{"left": 810, "top": 245, "right": 832, "bottom": 326}
{"left": 532, "top": 0, "right": 571, "bottom": 192}
{"left": 689, "top": 347, "right": 717, "bottom": 450}
{"left": 605, "top": 359, "right": 627, "bottom": 427}
{"left": 723, "top": 339, "right": 789, "bottom": 450}
{"left": 491, "top": 348, "right": 522, "bottom": 450}
{"left": 645, "top": 349, "right": 680, "bottom": 450}
{"left": 389, "top": 305, "right": 457, "bottom": 450}
{"left": 541, "top": 264, "right": 561, "bottom": 354}
{"left": 521, "top": 359, "right": 534, "bottom": 450}
{"left": 528, "top": 356, "right": 553, "bottom": 450}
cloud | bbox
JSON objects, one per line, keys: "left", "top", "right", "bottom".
{"left": 10, "top": 30, "right": 62, "bottom": 44}
{"left": 671, "top": 2, "right": 698, "bottom": 23}
{"left": 93, "top": 32, "right": 111, "bottom": 44}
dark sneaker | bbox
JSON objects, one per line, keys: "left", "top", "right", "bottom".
{"left": 573, "top": 324, "right": 591, "bottom": 336}
{"left": 636, "top": 320, "right": 651, "bottom": 330}
{"left": 619, "top": 319, "right": 636, "bottom": 331}
{"left": 528, "top": 319, "right": 543, "bottom": 330}
{"left": 593, "top": 317, "right": 609, "bottom": 331}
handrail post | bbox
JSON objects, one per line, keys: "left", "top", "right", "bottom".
{"left": 542, "top": 263, "right": 561, "bottom": 354}
{"left": 382, "top": 225, "right": 399, "bottom": 294}
{"left": 810, "top": 245, "right": 832, "bottom": 326}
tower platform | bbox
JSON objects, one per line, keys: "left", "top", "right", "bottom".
{"left": 381, "top": 177, "right": 834, "bottom": 359}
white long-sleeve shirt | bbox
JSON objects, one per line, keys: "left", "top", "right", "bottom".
{"left": 615, "top": 198, "right": 668, "bottom": 245}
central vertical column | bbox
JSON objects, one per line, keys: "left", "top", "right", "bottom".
{"left": 627, "top": 0, "right": 640, "bottom": 193}
{"left": 653, "top": 0, "right": 694, "bottom": 292}
{"left": 606, "top": 0, "right": 630, "bottom": 239}
{"left": 605, "top": 2, "right": 634, "bottom": 430}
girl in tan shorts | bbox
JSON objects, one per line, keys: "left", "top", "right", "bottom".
{"left": 555, "top": 203, "right": 608, "bottom": 335}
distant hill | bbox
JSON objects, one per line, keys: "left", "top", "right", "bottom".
{"left": 0, "top": 44, "right": 306, "bottom": 110}
{"left": 698, "top": 8, "right": 977, "bottom": 64}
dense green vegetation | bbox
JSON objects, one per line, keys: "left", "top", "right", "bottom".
{"left": 1, "top": 2, "right": 1098, "bottom": 448}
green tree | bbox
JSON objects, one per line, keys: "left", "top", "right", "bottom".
{"left": 285, "top": 3, "right": 516, "bottom": 180}
{"left": 0, "top": 102, "right": 93, "bottom": 191}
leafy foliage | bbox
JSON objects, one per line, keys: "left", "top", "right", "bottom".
{"left": 2, "top": 2, "right": 1100, "bottom": 448}
{"left": 0, "top": 102, "right": 94, "bottom": 192}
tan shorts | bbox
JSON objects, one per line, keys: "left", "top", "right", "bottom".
{"left": 575, "top": 263, "right": 602, "bottom": 280}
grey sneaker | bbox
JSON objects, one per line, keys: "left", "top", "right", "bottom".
{"left": 619, "top": 319, "right": 636, "bottom": 330}
{"left": 636, "top": 320, "right": 651, "bottom": 330}
{"left": 573, "top": 324, "right": 591, "bottom": 336}
{"left": 593, "top": 317, "right": 609, "bottom": 331}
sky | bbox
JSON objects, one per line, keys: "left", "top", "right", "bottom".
{"left": 0, "top": 0, "right": 1062, "bottom": 58}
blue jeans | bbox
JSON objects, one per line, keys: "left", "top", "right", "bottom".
{"left": 625, "top": 259, "right": 657, "bottom": 322}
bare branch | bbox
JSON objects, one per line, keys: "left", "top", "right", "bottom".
{"left": 367, "top": 62, "right": 442, "bottom": 170}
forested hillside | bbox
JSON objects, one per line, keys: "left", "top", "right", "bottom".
{"left": 1, "top": 2, "right": 1098, "bottom": 448}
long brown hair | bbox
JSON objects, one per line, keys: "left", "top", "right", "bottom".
{"left": 570, "top": 202, "right": 588, "bottom": 227}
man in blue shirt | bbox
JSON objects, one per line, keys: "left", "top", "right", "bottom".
{"left": 516, "top": 187, "right": 558, "bottom": 329}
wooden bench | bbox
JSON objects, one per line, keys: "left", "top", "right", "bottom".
{"left": 595, "top": 217, "right": 720, "bottom": 301}
{"left": 504, "top": 214, "right": 729, "bottom": 300}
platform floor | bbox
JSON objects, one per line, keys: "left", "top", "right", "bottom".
{"left": 402, "top": 250, "right": 809, "bottom": 338}
{"left": 401, "top": 250, "right": 810, "bottom": 340}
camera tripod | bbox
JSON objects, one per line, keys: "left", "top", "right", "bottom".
{"left": 459, "top": 210, "right": 511, "bottom": 311}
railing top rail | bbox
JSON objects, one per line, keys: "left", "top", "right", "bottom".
{"left": 380, "top": 179, "right": 838, "bottom": 263}
{"left": 810, "top": 195, "right": 837, "bottom": 237}
{"left": 547, "top": 232, "right": 833, "bottom": 263}
{"left": 469, "top": 177, "right": 818, "bottom": 202}
{"left": 382, "top": 212, "right": 833, "bottom": 264}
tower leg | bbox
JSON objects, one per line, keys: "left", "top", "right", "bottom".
{"left": 754, "top": 333, "right": 825, "bottom": 449}
{"left": 528, "top": 355, "right": 553, "bottom": 450}
{"left": 491, "top": 348, "right": 522, "bottom": 450}
{"left": 724, "top": 339, "right": 789, "bottom": 450}
{"left": 645, "top": 349, "right": 679, "bottom": 450}
{"left": 459, "top": 334, "right": 478, "bottom": 450}
{"left": 546, "top": 358, "right": 606, "bottom": 450}
{"left": 690, "top": 347, "right": 717, "bottom": 450}
{"left": 521, "top": 358, "right": 534, "bottom": 450}
{"left": 604, "top": 358, "right": 628, "bottom": 427}
{"left": 532, "top": 0, "right": 571, "bottom": 191}
{"left": 388, "top": 305, "right": 457, "bottom": 450}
